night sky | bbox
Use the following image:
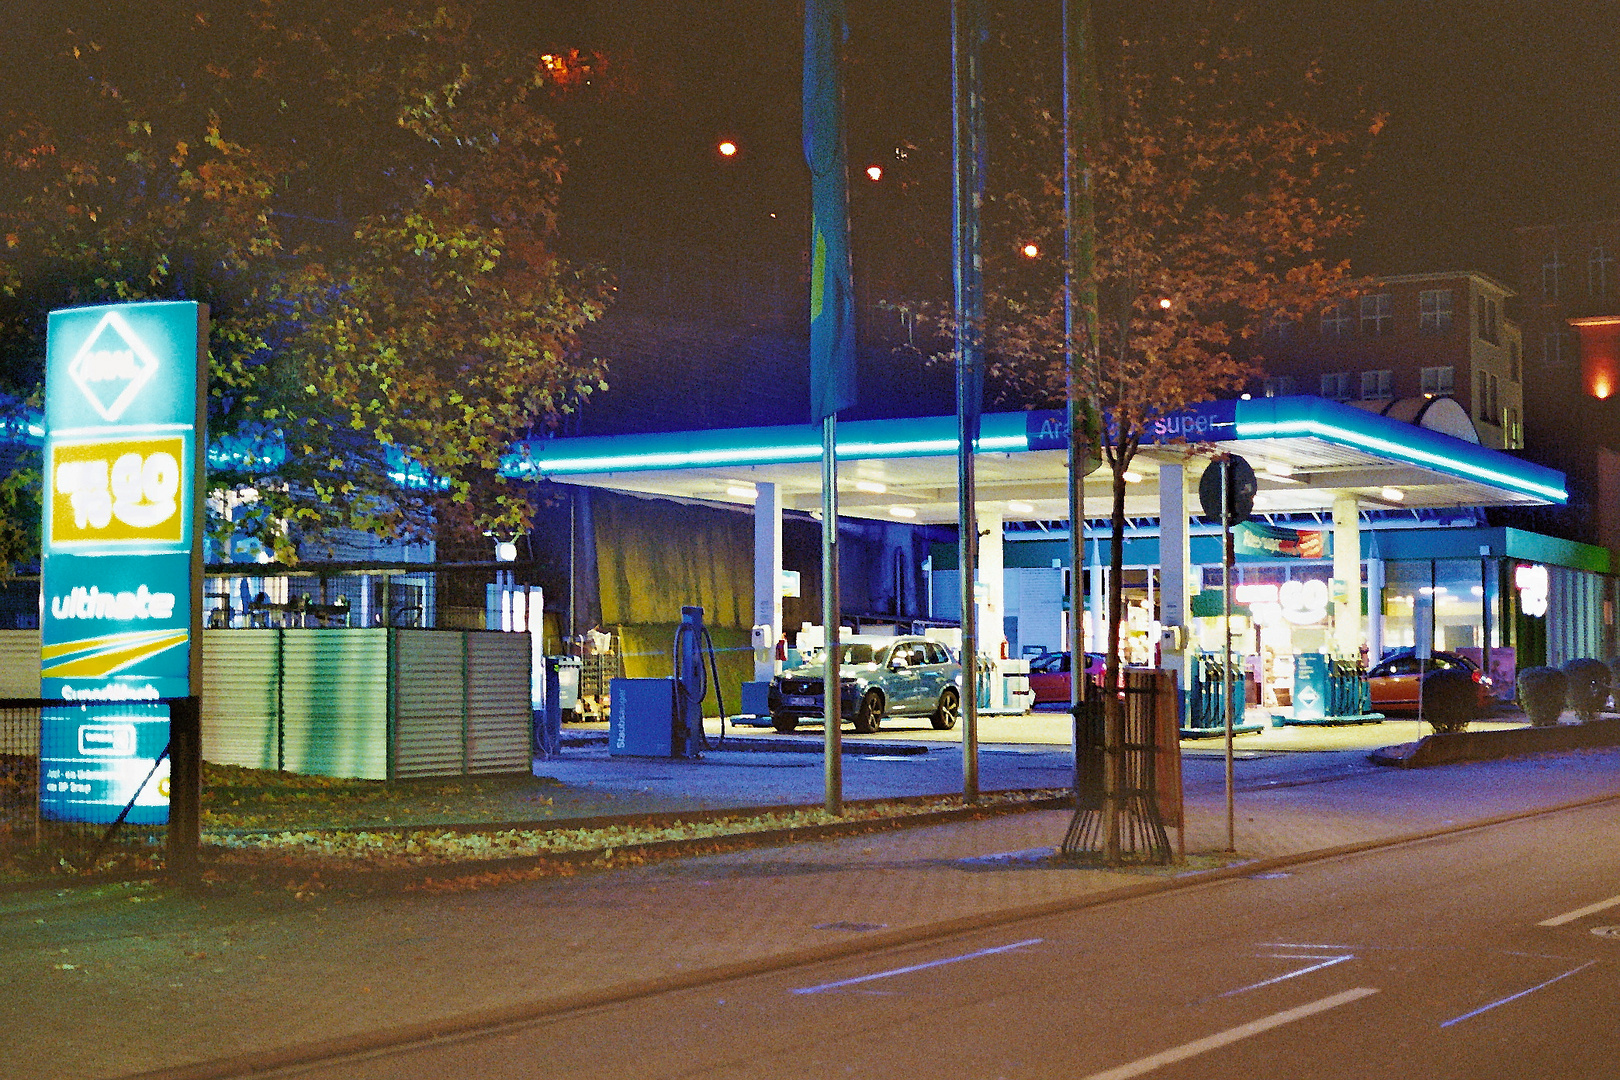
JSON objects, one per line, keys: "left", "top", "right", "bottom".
{"left": 2, "top": 1, "right": 1617, "bottom": 285}
{"left": 539, "top": 0, "right": 1620, "bottom": 285}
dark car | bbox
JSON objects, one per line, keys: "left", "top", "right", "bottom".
{"left": 769, "top": 635, "right": 962, "bottom": 734}
{"left": 1026, "top": 651, "right": 1106, "bottom": 705}
{"left": 1366, "top": 649, "right": 1493, "bottom": 715}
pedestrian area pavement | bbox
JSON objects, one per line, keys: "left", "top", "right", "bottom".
{"left": 4, "top": 736, "right": 1618, "bottom": 1080}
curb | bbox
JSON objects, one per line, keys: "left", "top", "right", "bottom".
{"left": 1370, "top": 716, "right": 1620, "bottom": 767}
{"left": 117, "top": 785, "right": 1620, "bottom": 1080}
{"left": 193, "top": 793, "right": 1076, "bottom": 894}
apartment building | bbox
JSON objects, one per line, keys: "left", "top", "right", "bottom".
{"left": 1250, "top": 272, "right": 1524, "bottom": 451}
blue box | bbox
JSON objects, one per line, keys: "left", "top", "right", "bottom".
{"left": 609, "top": 678, "right": 675, "bottom": 756}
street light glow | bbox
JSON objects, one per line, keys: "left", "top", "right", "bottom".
{"left": 1021, "top": 242, "right": 1040, "bottom": 258}
{"left": 717, "top": 140, "right": 738, "bottom": 157}
{"left": 866, "top": 165, "right": 882, "bottom": 181}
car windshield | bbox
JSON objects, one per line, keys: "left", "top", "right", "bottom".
{"left": 807, "top": 643, "right": 877, "bottom": 666}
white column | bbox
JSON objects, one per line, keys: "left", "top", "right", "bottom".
{"left": 1332, "top": 492, "right": 1362, "bottom": 660}
{"left": 1158, "top": 463, "right": 1191, "bottom": 690}
{"left": 1366, "top": 557, "right": 1385, "bottom": 663}
{"left": 753, "top": 482, "right": 783, "bottom": 682}
{"left": 1089, "top": 534, "right": 1106, "bottom": 651}
{"left": 978, "top": 509, "right": 1006, "bottom": 657}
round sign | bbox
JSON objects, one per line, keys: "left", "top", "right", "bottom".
{"left": 1199, "top": 454, "right": 1257, "bottom": 525}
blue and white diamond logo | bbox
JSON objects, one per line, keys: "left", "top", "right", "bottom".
{"left": 66, "top": 311, "right": 161, "bottom": 423}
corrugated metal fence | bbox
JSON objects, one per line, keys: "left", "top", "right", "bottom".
{"left": 0, "top": 628, "right": 532, "bottom": 782}
{"left": 203, "top": 628, "right": 532, "bottom": 780}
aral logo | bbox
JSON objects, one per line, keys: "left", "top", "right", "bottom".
{"left": 66, "top": 312, "right": 160, "bottom": 423}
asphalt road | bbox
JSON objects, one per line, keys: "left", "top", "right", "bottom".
{"left": 277, "top": 799, "right": 1620, "bottom": 1079}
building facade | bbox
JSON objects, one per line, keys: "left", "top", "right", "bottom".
{"left": 1252, "top": 271, "right": 1524, "bottom": 452}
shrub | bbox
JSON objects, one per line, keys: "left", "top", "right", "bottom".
{"left": 1421, "top": 667, "right": 1479, "bottom": 734}
{"left": 1563, "top": 658, "right": 1611, "bottom": 723}
{"left": 1516, "top": 666, "right": 1567, "bottom": 727}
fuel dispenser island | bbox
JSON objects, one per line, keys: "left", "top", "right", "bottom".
{"left": 609, "top": 606, "right": 728, "bottom": 758}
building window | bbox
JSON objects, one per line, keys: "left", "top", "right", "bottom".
{"left": 1474, "top": 294, "right": 1499, "bottom": 343}
{"left": 1320, "top": 372, "right": 1352, "bottom": 400}
{"left": 1506, "top": 406, "right": 1522, "bottom": 448}
{"left": 1263, "top": 314, "right": 1296, "bottom": 340}
{"left": 1543, "top": 251, "right": 1563, "bottom": 300}
{"left": 1545, "top": 332, "right": 1568, "bottom": 368}
{"left": 1360, "top": 293, "right": 1394, "bottom": 335}
{"left": 1361, "top": 369, "right": 1392, "bottom": 400}
{"left": 1591, "top": 245, "right": 1614, "bottom": 298}
{"left": 1489, "top": 373, "right": 1500, "bottom": 419}
{"left": 1419, "top": 289, "right": 1452, "bottom": 332}
{"left": 1421, "top": 366, "right": 1454, "bottom": 396}
{"left": 1477, "top": 371, "right": 1490, "bottom": 422}
{"left": 1320, "top": 303, "right": 1352, "bottom": 338}
{"left": 1262, "top": 375, "right": 1296, "bottom": 398}
{"left": 1509, "top": 341, "right": 1521, "bottom": 381}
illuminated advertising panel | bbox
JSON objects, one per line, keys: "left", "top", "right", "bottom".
{"left": 40, "top": 302, "right": 207, "bottom": 823}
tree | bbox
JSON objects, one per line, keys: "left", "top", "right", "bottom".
{"left": 0, "top": 1, "right": 612, "bottom": 567}
{"left": 972, "top": 3, "right": 1379, "bottom": 689}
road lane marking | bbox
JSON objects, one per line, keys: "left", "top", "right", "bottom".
{"left": 1220, "top": 954, "right": 1356, "bottom": 997}
{"left": 790, "top": 937, "right": 1043, "bottom": 995}
{"left": 1079, "top": 988, "right": 1379, "bottom": 1080}
{"left": 1440, "top": 961, "right": 1598, "bottom": 1028}
{"left": 1538, "top": 894, "right": 1620, "bottom": 927}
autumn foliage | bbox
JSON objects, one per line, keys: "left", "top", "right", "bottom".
{"left": 0, "top": 1, "right": 612, "bottom": 563}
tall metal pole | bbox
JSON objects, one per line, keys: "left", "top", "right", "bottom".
{"left": 1222, "top": 457, "right": 1235, "bottom": 852}
{"left": 1063, "top": 0, "right": 1099, "bottom": 807}
{"left": 822, "top": 415, "right": 842, "bottom": 813}
{"left": 952, "top": 0, "right": 987, "bottom": 803}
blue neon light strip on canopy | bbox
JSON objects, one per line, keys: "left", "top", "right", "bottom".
{"left": 507, "top": 396, "right": 1565, "bottom": 506}
{"left": 1231, "top": 397, "right": 1566, "bottom": 504}
{"left": 504, "top": 412, "right": 1031, "bottom": 477}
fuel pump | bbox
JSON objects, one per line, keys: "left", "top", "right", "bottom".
{"left": 671, "top": 605, "right": 728, "bottom": 758}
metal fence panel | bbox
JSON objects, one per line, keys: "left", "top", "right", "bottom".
{"left": 464, "top": 632, "right": 532, "bottom": 774}
{"left": 391, "top": 630, "right": 468, "bottom": 779}
{"left": 199, "top": 629, "right": 281, "bottom": 770}
{"left": 280, "top": 630, "right": 389, "bottom": 780}
{"left": 1, "top": 699, "right": 40, "bottom": 841}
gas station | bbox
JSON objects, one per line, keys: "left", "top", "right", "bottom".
{"left": 509, "top": 394, "right": 1596, "bottom": 730}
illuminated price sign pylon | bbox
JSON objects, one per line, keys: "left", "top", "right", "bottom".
{"left": 40, "top": 302, "right": 208, "bottom": 824}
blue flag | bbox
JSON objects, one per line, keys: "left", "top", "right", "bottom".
{"left": 804, "top": 0, "right": 858, "bottom": 421}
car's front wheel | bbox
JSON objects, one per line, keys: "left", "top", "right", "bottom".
{"left": 932, "top": 686, "right": 960, "bottom": 730}
{"left": 853, "top": 689, "right": 883, "bottom": 734}
{"left": 771, "top": 711, "right": 799, "bottom": 733}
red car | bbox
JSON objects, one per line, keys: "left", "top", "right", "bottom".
{"left": 1366, "top": 649, "right": 1493, "bottom": 715}
{"left": 1026, "top": 652, "right": 1106, "bottom": 706}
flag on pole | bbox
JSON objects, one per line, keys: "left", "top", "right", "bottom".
{"left": 804, "top": 0, "right": 858, "bottom": 421}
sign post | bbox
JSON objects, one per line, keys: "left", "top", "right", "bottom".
{"left": 39, "top": 302, "right": 207, "bottom": 836}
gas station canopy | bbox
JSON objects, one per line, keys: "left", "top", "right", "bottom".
{"left": 505, "top": 396, "right": 1567, "bottom": 523}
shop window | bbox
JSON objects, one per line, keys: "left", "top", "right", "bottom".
{"left": 1263, "top": 375, "right": 1296, "bottom": 398}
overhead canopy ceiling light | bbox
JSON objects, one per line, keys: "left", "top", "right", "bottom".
{"left": 1380, "top": 486, "right": 1405, "bottom": 502}
{"left": 854, "top": 479, "right": 887, "bottom": 494}
{"left": 889, "top": 505, "right": 918, "bottom": 518}
{"left": 1122, "top": 470, "right": 1144, "bottom": 483}
{"left": 726, "top": 484, "right": 759, "bottom": 500}
{"left": 1008, "top": 501, "right": 1035, "bottom": 514}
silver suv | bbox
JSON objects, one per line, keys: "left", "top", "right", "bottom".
{"left": 767, "top": 635, "right": 962, "bottom": 734}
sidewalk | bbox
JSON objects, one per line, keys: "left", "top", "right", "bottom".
{"left": 4, "top": 742, "right": 1619, "bottom": 1080}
